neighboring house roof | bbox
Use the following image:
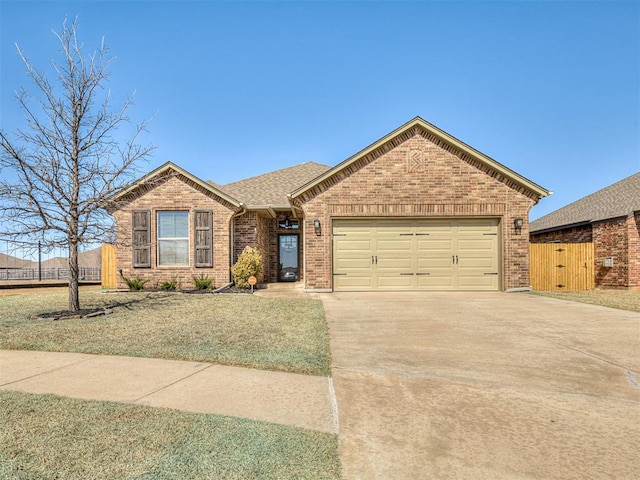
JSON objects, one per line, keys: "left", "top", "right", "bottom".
{"left": 530, "top": 172, "right": 640, "bottom": 233}
{"left": 217, "top": 162, "right": 331, "bottom": 209}
{"left": 106, "top": 161, "right": 242, "bottom": 212}
{"left": 289, "top": 116, "right": 551, "bottom": 203}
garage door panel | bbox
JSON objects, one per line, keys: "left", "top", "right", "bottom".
{"left": 377, "top": 275, "right": 415, "bottom": 289}
{"left": 458, "top": 259, "right": 496, "bottom": 270}
{"left": 457, "top": 219, "right": 498, "bottom": 233}
{"left": 335, "top": 239, "right": 373, "bottom": 251}
{"left": 377, "top": 258, "right": 412, "bottom": 270}
{"left": 416, "top": 275, "right": 455, "bottom": 288}
{"left": 418, "top": 221, "right": 453, "bottom": 233}
{"left": 458, "top": 239, "right": 495, "bottom": 251}
{"left": 417, "top": 239, "right": 452, "bottom": 251}
{"left": 377, "top": 240, "right": 413, "bottom": 253}
{"left": 457, "top": 274, "right": 499, "bottom": 290}
{"left": 333, "top": 275, "right": 374, "bottom": 290}
{"left": 335, "top": 258, "right": 372, "bottom": 272}
{"left": 418, "top": 257, "right": 453, "bottom": 269}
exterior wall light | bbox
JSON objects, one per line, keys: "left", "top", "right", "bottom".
{"left": 313, "top": 219, "right": 321, "bottom": 235}
{"left": 513, "top": 217, "right": 524, "bottom": 234}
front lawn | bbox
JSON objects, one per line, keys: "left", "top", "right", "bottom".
{"left": 0, "top": 290, "right": 331, "bottom": 376}
{"left": 531, "top": 289, "right": 640, "bottom": 313}
{"left": 0, "top": 390, "right": 340, "bottom": 479}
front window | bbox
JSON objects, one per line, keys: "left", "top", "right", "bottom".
{"left": 157, "top": 211, "right": 189, "bottom": 266}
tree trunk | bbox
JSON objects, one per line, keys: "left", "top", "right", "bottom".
{"left": 68, "top": 240, "right": 80, "bottom": 312}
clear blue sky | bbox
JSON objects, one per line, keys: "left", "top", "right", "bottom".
{"left": 1, "top": 0, "right": 638, "bottom": 220}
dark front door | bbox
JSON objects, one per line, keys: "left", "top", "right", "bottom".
{"left": 278, "top": 234, "right": 299, "bottom": 282}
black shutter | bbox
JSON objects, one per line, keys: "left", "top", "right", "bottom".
{"left": 194, "top": 210, "right": 213, "bottom": 267}
{"left": 132, "top": 210, "right": 151, "bottom": 268}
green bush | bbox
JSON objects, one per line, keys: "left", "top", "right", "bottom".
{"left": 231, "top": 246, "right": 262, "bottom": 289}
{"left": 192, "top": 274, "right": 213, "bottom": 291}
{"left": 121, "top": 275, "right": 149, "bottom": 291}
{"left": 159, "top": 279, "right": 178, "bottom": 291}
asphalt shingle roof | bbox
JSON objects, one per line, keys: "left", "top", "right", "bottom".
{"left": 214, "top": 162, "right": 331, "bottom": 207}
{"left": 530, "top": 172, "right": 640, "bottom": 233}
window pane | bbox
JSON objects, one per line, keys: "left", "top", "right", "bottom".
{"left": 158, "top": 212, "right": 188, "bottom": 238}
{"left": 159, "top": 240, "right": 189, "bottom": 266}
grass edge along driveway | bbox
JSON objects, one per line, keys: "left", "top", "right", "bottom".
{"left": 530, "top": 289, "right": 640, "bottom": 313}
{"left": 0, "top": 290, "right": 331, "bottom": 376}
{"left": 0, "top": 390, "right": 340, "bottom": 480}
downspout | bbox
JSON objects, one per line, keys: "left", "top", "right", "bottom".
{"left": 229, "top": 203, "right": 247, "bottom": 282}
{"left": 287, "top": 195, "right": 305, "bottom": 287}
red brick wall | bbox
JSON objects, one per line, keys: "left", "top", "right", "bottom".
{"left": 232, "top": 212, "right": 271, "bottom": 282}
{"left": 113, "top": 174, "right": 236, "bottom": 289}
{"left": 530, "top": 224, "right": 593, "bottom": 243}
{"left": 296, "top": 132, "right": 537, "bottom": 291}
{"left": 593, "top": 217, "right": 629, "bottom": 288}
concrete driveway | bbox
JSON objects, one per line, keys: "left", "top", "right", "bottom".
{"left": 320, "top": 292, "right": 640, "bottom": 479}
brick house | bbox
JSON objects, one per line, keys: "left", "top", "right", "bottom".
{"left": 530, "top": 172, "right": 640, "bottom": 289}
{"left": 107, "top": 117, "right": 549, "bottom": 291}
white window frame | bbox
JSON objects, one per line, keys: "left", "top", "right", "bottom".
{"left": 157, "top": 211, "right": 190, "bottom": 267}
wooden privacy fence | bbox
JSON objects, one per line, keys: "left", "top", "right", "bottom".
{"left": 529, "top": 243, "right": 595, "bottom": 291}
{"left": 101, "top": 244, "right": 117, "bottom": 288}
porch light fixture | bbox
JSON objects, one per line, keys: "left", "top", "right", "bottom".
{"left": 313, "top": 219, "right": 321, "bottom": 235}
{"left": 284, "top": 213, "right": 291, "bottom": 229}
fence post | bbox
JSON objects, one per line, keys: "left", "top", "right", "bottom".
{"left": 38, "top": 241, "right": 42, "bottom": 282}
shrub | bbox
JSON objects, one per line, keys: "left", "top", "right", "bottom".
{"left": 159, "top": 279, "right": 178, "bottom": 291}
{"left": 231, "top": 246, "right": 262, "bottom": 289}
{"left": 121, "top": 275, "right": 149, "bottom": 291}
{"left": 192, "top": 274, "right": 213, "bottom": 291}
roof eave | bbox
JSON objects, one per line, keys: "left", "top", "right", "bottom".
{"left": 530, "top": 221, "right": 592, "bottom": 235}
{"left": 531, "top": 210, "right": 638, "bottom": 235}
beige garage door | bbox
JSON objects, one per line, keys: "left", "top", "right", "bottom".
{"left": 332, "top": 218, "right": 500, "bottom": 291}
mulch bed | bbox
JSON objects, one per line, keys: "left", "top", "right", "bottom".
{"left": 214, "top": 285, "right": 256, "bottom": 294}
{"left": 30, "top": 307, "right": 114, "bottom": 321}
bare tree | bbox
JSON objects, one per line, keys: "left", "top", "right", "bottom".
{"left": 0, "top": 18, "right": 155, "bottom": 311}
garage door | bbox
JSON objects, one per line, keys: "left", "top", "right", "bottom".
{"left": 332, "top": 218, "right": 500, "bottom": 291}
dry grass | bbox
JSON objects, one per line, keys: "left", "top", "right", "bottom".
{"left": 531, "top": 289, "right": 640, "bottom": 313}
{"left": 0, "top": 390, "right": 340, "bottom": 479}
{"left": 0, "top": 290, "right": 331, "bottom": 375}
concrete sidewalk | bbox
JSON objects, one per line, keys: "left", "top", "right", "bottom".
{"left": 0, "top": 350, "right": 338, "bottom": 434}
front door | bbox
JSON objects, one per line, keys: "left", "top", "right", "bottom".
{"left": 278, "top": 234, "right": 299, "bottom": 282}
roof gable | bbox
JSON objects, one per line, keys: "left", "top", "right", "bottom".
{"left": 289, "top": 117, "right": 550, "bottom": 204}
{"left": 530, "top": 172, "right": 640, "bottom": 233}
{"left": 106, "top": 162, "right": 242, "bottom": 212}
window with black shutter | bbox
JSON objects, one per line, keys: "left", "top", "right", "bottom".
{"left": 194, "top": 210, "right": 213, "bottom": 267}
{"left": 132, "top": 210, "right": 151, "bottom": 267}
